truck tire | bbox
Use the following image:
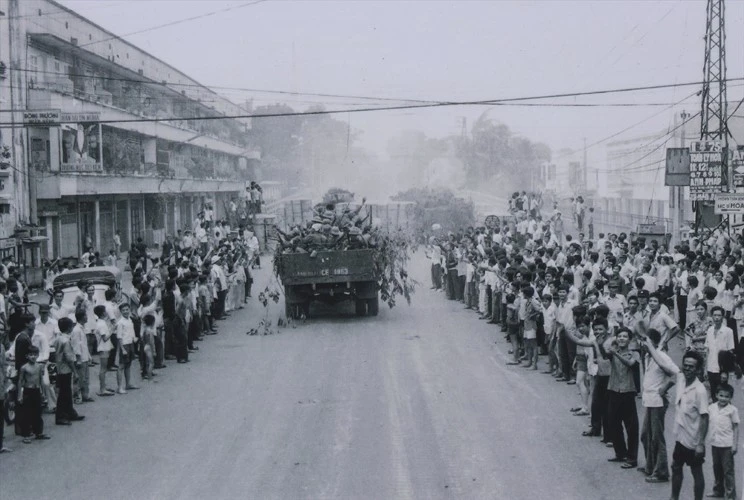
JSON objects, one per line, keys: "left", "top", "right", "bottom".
{"left": 355, "top": 299, "right": 367, "bottom": 316}
{"left": 367, "top": 297, "right": 379, "bottom": 316}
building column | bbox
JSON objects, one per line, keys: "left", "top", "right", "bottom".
{"left": 94, "top": 199, "right": 101, "bottom": 252}
{"left": 45, "top": 217, "right": 54, "bottom": 260}
{"left": 125, "top": 198, "right": 132, "bottom": 249}
{"left": 75, "top": 199, "right": 81, "bottom": 257}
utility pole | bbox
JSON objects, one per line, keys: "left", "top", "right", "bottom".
{"left": 696, "top": 0, "right": 728, "bottom": 230}
{"left": 670, "top": 111, "right": 690, "bottom": 247}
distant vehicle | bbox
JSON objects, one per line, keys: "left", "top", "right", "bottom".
{"left": 52, "top": 266, "right": 128, "bottom": 309}
{"left": 277, "top": 249, "right": 379, "bottom": 318}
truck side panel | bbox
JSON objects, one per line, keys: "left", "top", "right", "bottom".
{"left": 278, "top": 249, "right": 377, "bottom": 286}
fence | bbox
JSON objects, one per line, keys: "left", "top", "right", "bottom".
{"left": 558, "top": 197, "right": 694, "bottom": 237}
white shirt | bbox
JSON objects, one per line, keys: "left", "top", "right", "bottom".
{"left": 34, "top": 317, "right": 57, "bottom": 344}
{"left": 707, "top": 403, "right": 740, "bottom": 448}
{"left": 705, "top": 324, "right": 736, "bottom": 373}
{"left": 117, "top": 317, "right": 136, "bottom": 346}
{"left": 674, "top": 374, "right": 709, "bottom": 450}
{"left": 31, "top": 330, "right": 51, "bottom": 363}
{"left": 642, "top": 350, "right": 678, "bottom": 408}
{"left": 95, "top": 318, "right": 113, "bottom": 352}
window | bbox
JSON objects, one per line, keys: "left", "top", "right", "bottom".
{"left": 65, "top": 21, "right": 68, "bottom": 29}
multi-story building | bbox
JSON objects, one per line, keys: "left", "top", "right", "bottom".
{"left": 0, "top": 0, "right": 259, "bottom": 260}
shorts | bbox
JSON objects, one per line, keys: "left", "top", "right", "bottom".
{"left": 575, "top": 353, "right": 588, "bottom": 372}
{"left": 523, "top": 329, "right": 536, "bottom": 340}
{"left": 120, "top": 344, "right": 135, "bottom": 367}
{"left": 507, "top": 323, "right": 519, "bottom": 336}
{"left": 672, "top": 441, "right": 705, "bottom": 467}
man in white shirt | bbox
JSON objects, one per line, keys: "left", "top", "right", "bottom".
{"left": 670, "top": 351, "right": 709, "bottom": 500}
{"left": 705, "top": 306, "right": 736, "bottom": 400}
{"left": 639, "top": 330, "right": 679, "bottom": 483}
{"left": 32, "top": 304, "right": 58, "bottom": 411}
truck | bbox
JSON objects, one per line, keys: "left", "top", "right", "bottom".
{"left": 277, "top": 249, "right": 380, "bottom": 318}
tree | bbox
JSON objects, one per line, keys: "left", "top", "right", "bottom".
{"left": 453, "top": 116, "right": 551, "bottom": 194}
{"left": 392, "top": 187, "right": 476, "bottom": 236}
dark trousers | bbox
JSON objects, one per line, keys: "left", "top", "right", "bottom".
{"left": 590, "top": 375, "right": 610, "bottom": 439}
{"left": 709, "top": 372, "right": 722, "bottom": 402}
{"left": 20, "top": 387, "right": 43, "bottom": 437}
{"left": 174, "top": 317, "right": 189, "bottom": 362}
{"left": 86, "top": 333, "right": 97, "bottom": 362}
{"left": 244, "top": 265, "right": 253, "bottom": 298}
{"left": 491, "top": 290, "right": 501, "bottom": 323}
{"left": 558, "top": 332, "right": 574, "bottom": 380}
{"left": 431, "top": 264, "right": 442, "bottom": 290}
{"left": 164, "top": 318, "right": 175, "bottom": 356}
{"left": 154, "top": 328, "right": 165, "bottom": 368}
{"left": 0, "top": 399, "right": 4, "bottom": 449}
{"left": 677, "top": 294, "right": 688, "bottom": 333}
{"left": 446, "top": 269, "right": 457, "bottom": 300}
{"left": 217, "top": 290, "right": 228, "bottom": 317}
{"left": 55, "top": 372, "right": 77, "bottom": 421}
{"left": 608, "top": 390, "right": 639, "bottom": 463}
{"left": 467, "top": 281, "right": 478, "bottom": 308}
{"left": 108, "top": 335, "right": 119, "bottom": 369}
{"left": 485, "top": 285, "right": 492, "bottom": 316}
{"left": 456, "top": 275, "right": 466, "bottom": 302}
{"left": 641, "top": 406, "right": 669, "bottom": 478}
{"left": 188, "top": 317, "right": 200, "bottom": 349}
{"left": 711, "top": 446, "right": 737, "bottom": 499}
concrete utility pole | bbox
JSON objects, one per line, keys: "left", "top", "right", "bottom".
{"left": 670, "top": 111, "right": 690, "bottom": 247}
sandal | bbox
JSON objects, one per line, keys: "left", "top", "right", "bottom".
{"left": 570, "top": 407, "right": 582, "bottom": 413}
{"left": 574, "top": 409, "right": 590, "bottom": 416}
{"left": 22, "top": 438, "right": 32, "bottom": 444}
{"left": 620, "top": 462, "right": 638, "bottom": 469}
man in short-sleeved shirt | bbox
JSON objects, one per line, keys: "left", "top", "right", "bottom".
{"left": 670, "top": 352, "right": 709, "bottom": 500}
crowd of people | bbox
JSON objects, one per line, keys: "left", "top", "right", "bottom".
{"left": 1, "top": 203, "right": 263, "bottom": 454}
{"left": 426, "top": 197, "right": 741, "bottom": 500}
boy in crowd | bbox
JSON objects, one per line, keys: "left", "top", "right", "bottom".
{"left": 141, "top": 314, "right": 156, "bottom": 380}
{"left": 17, "top": 345, "right": 51, "bottom": 443}
{"left": 93, "top": 305, "right": 115, "bottom": 396}
{"left": 116, "top": 303, "right": 139, "bottom": 394}
{"left": 706, "top": 383, "right": 739, "bottom": 499}
{"left": 71, "top": 309, "right": 93, "bottom": 403}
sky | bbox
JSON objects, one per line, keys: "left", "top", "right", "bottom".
{"left": 57, "top": 0, "right": 744, "bottom": 170}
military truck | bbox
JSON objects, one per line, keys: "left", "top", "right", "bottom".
{"left": 277, "top": 249, "right": 380, "bottom": 318}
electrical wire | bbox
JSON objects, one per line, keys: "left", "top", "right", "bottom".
{"left": 77, "top": 0, "right": 271, "bottom": 49}
{"left": 1, "top": 78, "right": 742, "bottom": 128}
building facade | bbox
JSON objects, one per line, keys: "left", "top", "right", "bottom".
{"left": 0, "top": 0, "right": 259, "bottom": 260}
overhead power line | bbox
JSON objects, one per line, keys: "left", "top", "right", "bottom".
{"left": 77, "top": 0, "right": 271, "bottom": 49}
{"left": 1, "top": 77, "right": 742, "bottom": 128}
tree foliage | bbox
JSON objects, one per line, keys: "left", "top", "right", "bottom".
{"left": 454, "top": 115, "right": 551, "bottom": 194}
{"left": 392, "top": 187, "right": 476, "bottom": 236}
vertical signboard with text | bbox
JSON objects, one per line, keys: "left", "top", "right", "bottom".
{"left": 689, "top": 140, "right": 725, "bottom": 201}
{"left": 732, "top": 146, "right": 744, "bottom": 189}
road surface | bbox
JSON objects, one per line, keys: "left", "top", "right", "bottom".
{"left": 1, "top": 254, "right": 742, "bottom": 500}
